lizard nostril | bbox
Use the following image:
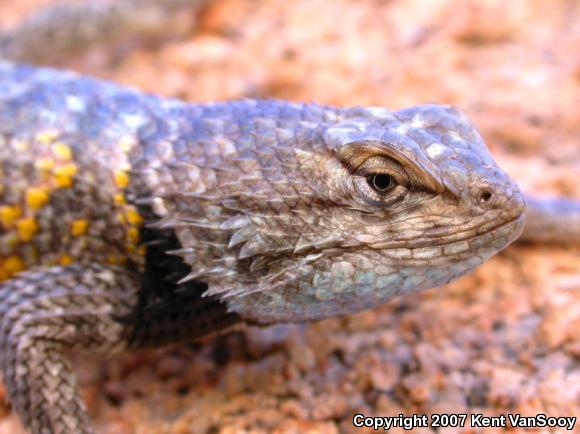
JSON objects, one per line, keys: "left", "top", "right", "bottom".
{"left": 477, "top": 189, "right": 493, "bottom": 205}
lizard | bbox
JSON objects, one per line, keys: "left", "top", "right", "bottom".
{"left": 0, "top": 1, "right": 577, "bottom": 433}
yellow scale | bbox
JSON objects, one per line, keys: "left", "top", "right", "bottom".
{"left": 0, "top": 132, "right": 146, "bottom": 282}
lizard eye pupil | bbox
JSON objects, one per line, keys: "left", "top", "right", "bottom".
{"left": 368, "top": 174, "right": 394, "bottom": 192}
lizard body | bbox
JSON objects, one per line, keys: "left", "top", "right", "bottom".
{"left": 0, "top": 61, "right": 525, "bottom": 434}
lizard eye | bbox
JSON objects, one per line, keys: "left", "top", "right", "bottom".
{"left": 350, "top": 157, "right": 409, "bottom": 208}
{"left": 367, "top": 173, "right": 395, "bottom": 193}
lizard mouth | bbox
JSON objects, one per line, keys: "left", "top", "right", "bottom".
{"left": 480, "top": 213, "right": 526, "bottom": 246}
{"left": 439, "top": 213, "right": 526, "bottom": 251}
{"left": 365, "top": 213, "right": 526, "bottom": 252}
{"left": 425, "top": 211, "right": 526, "bottom": 249}
{"left": 457, "top": 212, "right": 526, "bottom": 244}
{"left": 359, "top": 213, "right": 526, "bottom": 264}
{"left": 435, "top": 213, "right": 526, "bottom": 257}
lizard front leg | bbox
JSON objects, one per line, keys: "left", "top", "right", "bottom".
{"left": 0, "top": 262, "right": 239, "bottom": 434}
{"left": 0, "top": 263, "right": 139, "bottom": 434}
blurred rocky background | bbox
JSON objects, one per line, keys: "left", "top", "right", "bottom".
{"left": 0, "top": 0, "right": 578, "bottom": 433}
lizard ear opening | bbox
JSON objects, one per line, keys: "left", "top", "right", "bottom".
{"left": 338, "top": 140, "right": 445, "bottom": 194}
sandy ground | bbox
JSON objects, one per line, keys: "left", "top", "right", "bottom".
{"left": 0, "top": 0, "right": 579, "bottom": 433}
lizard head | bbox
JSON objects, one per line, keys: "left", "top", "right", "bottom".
{"left": 167, "top": 103, "right": 525, "bottom": 323}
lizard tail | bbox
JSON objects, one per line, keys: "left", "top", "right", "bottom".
{"left": 520, "top": 196, "right": 580, "bottom": 244}
{"left": 0, "top": 0, "right": 210, "bottom": 64}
